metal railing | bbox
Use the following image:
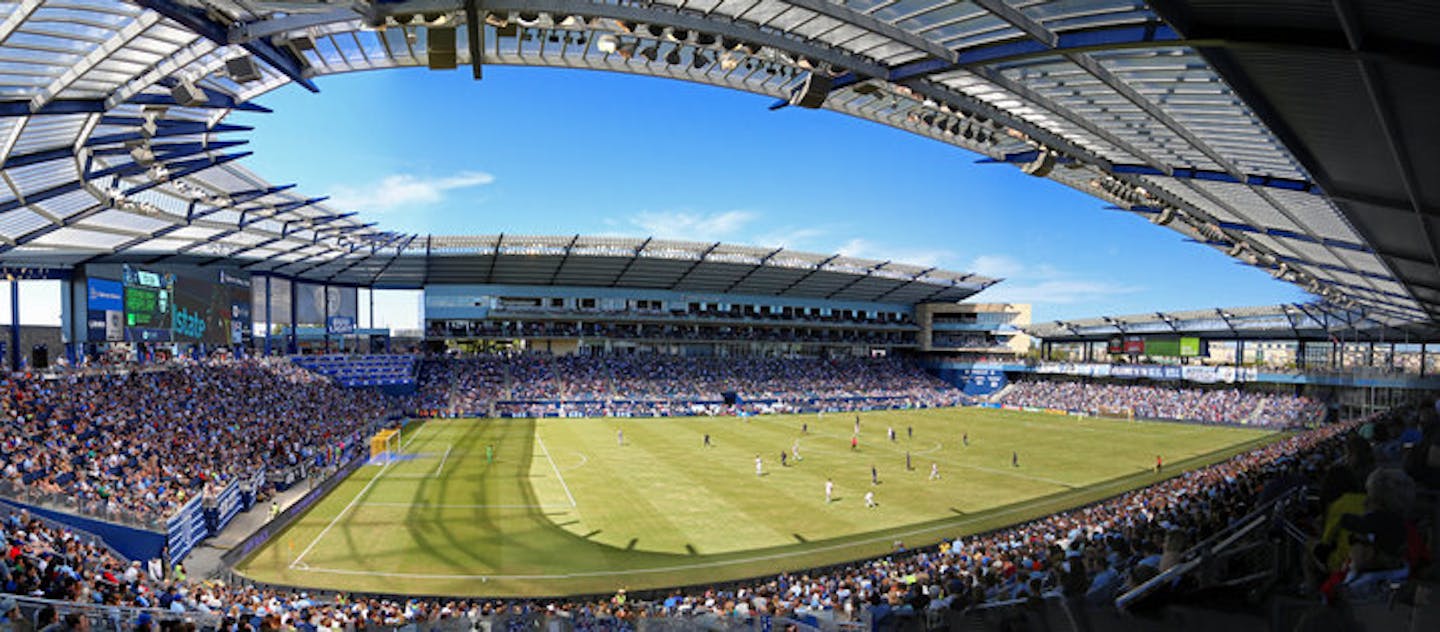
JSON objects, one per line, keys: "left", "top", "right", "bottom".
{"left": 7, "top": 594, "right": 222, "bottom": 631}
{"left": 1115, "top": 485, "right": 1305, "bottom": 611}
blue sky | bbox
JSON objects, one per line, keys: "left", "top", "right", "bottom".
{"left": 231, "top": 66, "right": 1307, "bottom": 325}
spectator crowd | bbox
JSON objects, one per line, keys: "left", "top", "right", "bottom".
{"left": 6, "top": 396, "right": 1434, "bottom": 631}
{"left": 998, "top": 379, "right": 1326, "bottom": 427}
{"left": 0, "top": 358, "right": 391, "bottom": 525}
{"left": 410, "top": 354, "right": 968, "bottom": 418}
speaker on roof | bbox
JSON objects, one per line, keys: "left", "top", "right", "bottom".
{"left": 169, "top": 80, "right": 206, "bottom": 107}
{"left": 1020, "top": 150, "right": 1055, "bottom": 177}
{"left": 788, "top": 72, "right": 831, "bottom": 109}
{"left": 226, "top": 56, "right": 262, "bottom": 83}
{"left": 1151, "top": 206, "right": 1174, "bottom": 226}
{"left": 427, "top": 26, "right": 458, "bottom": 70}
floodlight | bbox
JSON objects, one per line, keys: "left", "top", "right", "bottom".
{"left": 596, "top": 34, "right": 619, "bottom": 53}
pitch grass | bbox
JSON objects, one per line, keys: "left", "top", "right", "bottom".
{"left": 235, "top": 408, "right": 1279, "bottom": 597}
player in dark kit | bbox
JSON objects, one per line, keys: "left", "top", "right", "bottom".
{"left": 1012, "top": 451, "right": 1019, "bottom": 467}
{"left": 871, "top": 464, "right": 879, "bottom": 485}
{"left": 703, "top": 434, "right": 711, "bottom": 447}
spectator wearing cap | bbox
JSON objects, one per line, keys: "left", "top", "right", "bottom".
{"left": 0, "top": 595, "right": 31, "bottom": 632}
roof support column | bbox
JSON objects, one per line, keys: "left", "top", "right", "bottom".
{"left": 9, "top": 280, "right": 19, "bottom": 371}
{"left": 264, "top": 275, "right": 272, "bottom": 356}
{"left": 288, "top": 277, "right": 298, "bottom": 354}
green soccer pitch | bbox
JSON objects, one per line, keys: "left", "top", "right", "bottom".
{"left": 234, "top": 408, "right": 1280, "bottom": 597}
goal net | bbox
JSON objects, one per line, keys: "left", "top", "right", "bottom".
{"left": 1096, "top": 406, "right": 1135, "bottom": 421}
{"left": 370, "top": 428, "right": 401, "bottom": 463}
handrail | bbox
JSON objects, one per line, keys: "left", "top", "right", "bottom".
{"left": 5, "top": 592, "right": 223, "bottom": 629}
{"left": 1115, "top": 485, "right": 1303, "bottom": 610}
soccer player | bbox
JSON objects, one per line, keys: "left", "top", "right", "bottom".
{"left": 802, "top": 422, "right": 808, "bottom": 435}
{"left": 1012, "top": 451, "right": 1019, "bottom": 468}
{"left": 781, "top": 450, "right": 788, "bottom": 467}
{"left": 485, "top": 444, "right": 494, "bottom": 464}
{"left": 963, "top": 432, "right": 969, "bottom": 447}
{"left": 907, "top": 426, "right": 913, "bottom": 440}
{"left": 851, "top": 435, "right": 858, "bottom": 451}
{"left": 871, "top": 464, "right": 879, "bottom": 485}
{"left": 617, "top": 429, "right": 624, "bottom": 446}
{"left": 825, "top": 478, "right": 834, "bottom": 503}
{"left": 1155, "top": 455, "right": 1163, "bottom": 473}
{"left": 792, "top": 439, "right": 802, "bottom": 462}
{"left": 905, "top": 451, "right": 912, "bottom": 471}
{"left": 854, "top": 415, "right": 861, "bottom": 435}
{"left": 755, "top": 455, "right": 763, "bottom": 477}
{"left": 929, "top": 462, "right": 940, "bottom": 480}
{"left": 888, "top": 426, "right": 896, "bottom": 442}
{"left": 703, "top": 433, "right": 711, "bottom": 448}
{"left": 864, "top": 491, "right": 876, "bottom": 508}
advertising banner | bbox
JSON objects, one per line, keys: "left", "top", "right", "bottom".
{"left": 1124, "top": 336, "right": 1145, "bottom": 354}
{"left": 1179, "top": 336, "right": 1203, "bottom": 357}
{"left": 85, "top": 278, "right": 124, "bottom": 342}
{"left": 327, "top": 315, "right": 356, "bottom": 335}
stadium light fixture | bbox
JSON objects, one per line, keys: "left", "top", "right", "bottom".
{"left": 597, "top": 34, "right": 619, "bottom": 53}
{"left": 516, "top": 12, "right": 542, "bottom": 27}
{"left": 665, "top": 47, "right": 682, "bottom": 65}
{"left": 693, "top": 52, "right": 710, "bottom": 69}
{"left": 639, "top": 45, "right": 658, "bottom": 62}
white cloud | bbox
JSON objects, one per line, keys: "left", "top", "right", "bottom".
{"left": 625, "top": 210, "right": 758, "bottom": 240}
{"left": 967, "top": 254, "right": 1026, "bottom": 279}
{"left": 978, "top": 279, "right": 1141, "bottom": 305}
{"left": 327, "top": 171, "right": 495, "bottom": 213}
{"left": 836, "top": 238, "right": 956, "bottom": 268}
{"left": 965, "top": 253, "right": 1141, "bottom": 306}
{"left": 753, "top": 226, "right": 828, "bottom": 250}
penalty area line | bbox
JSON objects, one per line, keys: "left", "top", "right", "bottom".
{"left": 288, "top": 422, "right": 426, "bottom": 569}
{"left": 289, "top": 457, "right": 396, "bottom": 569}
{"left": 535, "top": 435, "right": 577, "bottom": 508}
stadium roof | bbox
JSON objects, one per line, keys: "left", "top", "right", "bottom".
{"left": 1024, "top": 303, "right": 1429, "bottom": 343}
{"left": 0, "top": 1, "right": 1434, "bottom": 323}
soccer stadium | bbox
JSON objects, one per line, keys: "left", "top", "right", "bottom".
{"left": 0, "top": 0, "right": 1438, "bottom": 630}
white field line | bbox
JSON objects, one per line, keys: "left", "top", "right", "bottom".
{"left": 559, "top": 452, "right": 589, "bottom": 472}
{"left": 535, "top": 434, "right": 577, "bottom": 508}
{"left": 434, "top": 445, "right": 453, "bottom": 476}
{"left": 286, "top": 477, "right": 1124, "bottom": 581}
{"left": 288, "top": 423, "right": 428, "bottom": 568}
{"left": 290, "top": 458, "right": 396, "bottom": 569}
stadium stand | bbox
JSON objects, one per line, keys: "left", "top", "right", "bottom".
{"left": 409, "top": 354, "right": 969, "bottom": 418}
{"left": 997, "top": 378, "right": 1326, "bottom": 428}
{"left": 5, "top": 395, "right": 1431, "bottom": 631}
{"left": 289, "top": 355, "right": 418, "bottom": 388}
{"left": 0, "top": 358, "right": 391, "bottom": 526}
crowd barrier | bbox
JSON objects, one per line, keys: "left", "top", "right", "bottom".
{"left": 0, "top": 495, "right": 167, "bottom": 561}
{"left": 7, "top": 593, "right": 222, "bottom": 632}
